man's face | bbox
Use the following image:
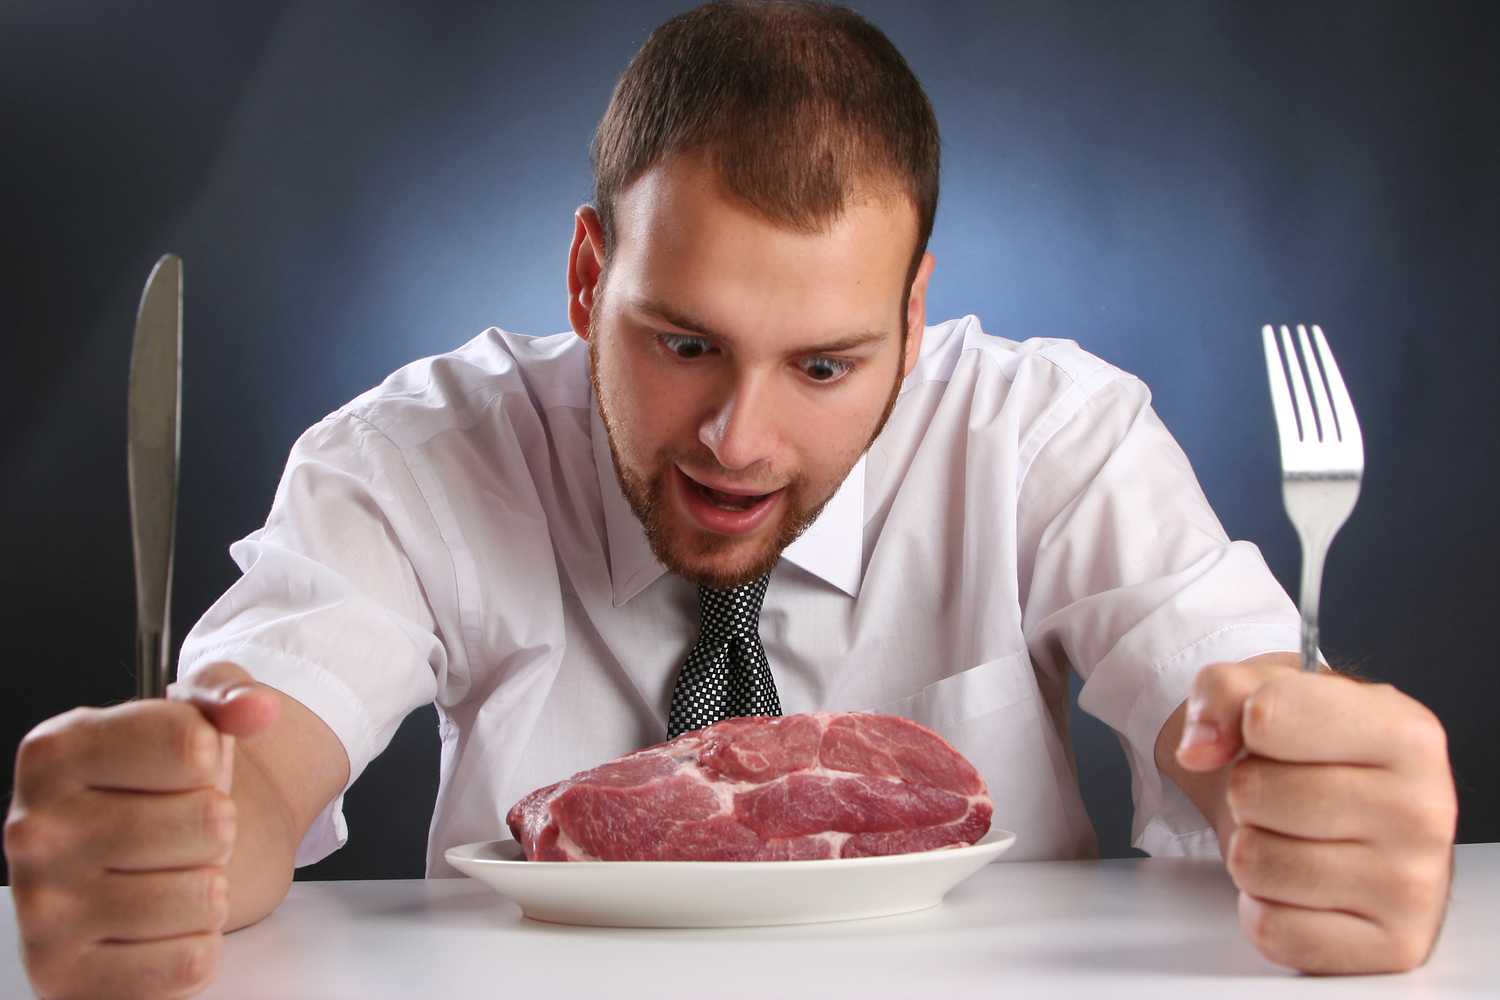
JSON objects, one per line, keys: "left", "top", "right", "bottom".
{"left": 569, "top": 157, "right": 933, "bottom": 589}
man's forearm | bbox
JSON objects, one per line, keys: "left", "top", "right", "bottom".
{"left": 210, "top": 672, "right": 351, "bottom": 932}
{"left": 223, "top": 744, "right": 301, "bottom": 930}
{"left": 1154, "top": 694, "right": 1238, "bottom": 852}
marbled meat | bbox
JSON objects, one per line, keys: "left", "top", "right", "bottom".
{"left": 506, "top": 713, "right": 993, "bottom": 862}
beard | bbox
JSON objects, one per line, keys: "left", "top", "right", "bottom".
{"left": 588, "top": 329, "right": 905, "bottom": 591}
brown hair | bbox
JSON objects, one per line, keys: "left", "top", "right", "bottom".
{"left": 592, "top": 0, "right": 940, "bottom": 270}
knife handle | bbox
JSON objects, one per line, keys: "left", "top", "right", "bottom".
{"left": 136, "top": 626, "right": 168, "bottom": 700}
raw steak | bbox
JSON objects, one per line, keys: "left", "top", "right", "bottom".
{"left": 506, "top": 713, "right": 993, "bottom": 862}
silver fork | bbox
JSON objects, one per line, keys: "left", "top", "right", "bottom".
{"left": 1261, "top": 324, "right": 1365, "bottom": 673}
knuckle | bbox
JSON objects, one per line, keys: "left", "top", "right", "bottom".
{"left": 1237, "top": 891, "right": 1282, "bottom": 952}
{"left": 1224, "top": 828, "right": 1259, "bottom": 886}
{"left": 1190, "top": 661, "right": 1228, "bottom": 697}
{"left": 4, "top": 811, "right": 71, "bottom": 871}
{"left": 168, "top": 712, "right": 220, "bottom": 781}
{"left": 198, "top": 867, "right": 230, "bottom": 927}
{"left": 1241, "top": 684, "right": 1283, "bottom": 743}
{"left": 1225, "top": 760, "right": 1260, "bottom": 816}
{"left": 1382, "top": 784, "right": 1456, "bottom": 847}
{"left": 169, "top": 934, "right": 222, "bottom": 994}
{"left": 15, "top": 715, "right": 90, "bottom": 790}
{"left": 1390, "top": 709, "right": 1441, "bottom": 757}
{"left": 1383, "top": 852, "right": 1450, "bottom": 916}
{"left": 1383, "top": 931, "right": 1433, "bottom": 973}
{"left": 12, "top": 880, "right": 83, "bottom": 942}
{"left": 200, "top": 791, "right": 237, "bottom": 853}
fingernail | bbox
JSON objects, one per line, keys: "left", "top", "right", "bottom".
{"left": 1179, "top": 721, "right": 1220, "bottom": 750}
{"left": 215, "top": 682, "right": 257, "bottom": 703}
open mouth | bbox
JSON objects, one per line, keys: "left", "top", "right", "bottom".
{"left": 693, "top": 481, "right": 772, "bottom": 511}
{"left": 673, "top": 466, "right": 782, "bottom": 536}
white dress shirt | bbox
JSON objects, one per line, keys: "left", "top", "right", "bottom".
{"left": 180, "top": 316, "right": 1301, "bottom": 875}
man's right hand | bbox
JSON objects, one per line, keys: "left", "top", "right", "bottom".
{"left": 5, "top": 665, "right": 283, "bottom": 1000}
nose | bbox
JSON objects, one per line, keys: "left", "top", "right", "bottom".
{"left": 699, "top": 374, "right": 780, "bottom": 471}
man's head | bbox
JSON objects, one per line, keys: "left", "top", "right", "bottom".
{"left": 569, "top": 0, "right": 940, "bottom": 589}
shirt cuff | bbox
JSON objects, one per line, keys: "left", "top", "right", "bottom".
{"left": 1116, "top": 622, "right": 1302, "bottom": 856}
{"left": 178, "top": 641, "right": 379, "bottom": 867}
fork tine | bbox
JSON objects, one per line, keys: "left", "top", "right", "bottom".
{"left": 1262, "top": 325, "right": 1300, "bottom": 452}
{"left": 1310, "top": 325, "right": 1364, "bottom": 454}
{"left": 1297, "top": 324, "right": 1335, "bottom": 443}
{"left": 1280, "top": 325, "right": 1316, "bottom": 443}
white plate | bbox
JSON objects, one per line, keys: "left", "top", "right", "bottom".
{"left": 445, "top": 829, "right": 1016, "bottom": 928}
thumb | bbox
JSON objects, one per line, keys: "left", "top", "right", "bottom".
{"left": 1174, "top": 654, "right": 1301, "bottom": 771}
{"left": 168, "top": 661, "right": 282, "bottom": 741}
{"left": 1174, "top": 662, "right": 1255, "bottom": 772}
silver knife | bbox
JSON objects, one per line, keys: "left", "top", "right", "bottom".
{"left": 128, "top": 254, "right": 182, "bottom": 700}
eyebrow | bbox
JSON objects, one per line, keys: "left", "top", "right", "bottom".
{"left": 635, "top": 298, "right": 893, "bottom": 355}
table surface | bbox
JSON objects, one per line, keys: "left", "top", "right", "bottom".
{"left": 3, "top": 844, "right": 1497, "bottom": 999}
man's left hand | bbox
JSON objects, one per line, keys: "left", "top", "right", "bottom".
{"left": 1162, "top": 653, "right": 1457, "bottom": 974}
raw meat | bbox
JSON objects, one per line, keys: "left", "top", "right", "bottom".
{"left": 506, "top": 713, "right": 993, "bottom": 862}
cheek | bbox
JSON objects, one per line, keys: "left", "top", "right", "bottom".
{"left": 783, "top": 384, "right": 889, "bottom": 478}
{"left": 597, "top": 340, "right": 701, "bottom": 458}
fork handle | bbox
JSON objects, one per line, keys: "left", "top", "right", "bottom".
{"left": 1296, "top": 547, "right": 1326, "bottom": 674}
{"left": 1283, "top": 476, "right": 1361, "bottom": 674}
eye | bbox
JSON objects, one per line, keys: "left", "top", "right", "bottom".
{"left": 796, "top": 355, "right": 855, "bottom": 383}
{"left": 659, "top": 332, "right": 713, "bottom": 360}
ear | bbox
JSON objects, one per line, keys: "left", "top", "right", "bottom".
{"left": 902, "top": 252, "right": 935, "bottom": 377}
{"left": 568, "top": 206, "right": 606, "bottom": 341}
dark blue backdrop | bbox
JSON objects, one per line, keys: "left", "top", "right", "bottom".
{"left": 2, "top": 1, "right": 1495, "bottom": 879}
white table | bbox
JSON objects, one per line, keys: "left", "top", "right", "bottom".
{"left": 4, "top": 845, "right": 1497, "bottom": 999}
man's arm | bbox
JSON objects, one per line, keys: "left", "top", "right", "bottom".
{"left": 5, "top": 662, "right": 348, "bottom": 999}
{"left": 1155, "top": 652, "right": 1457, "bottom": 974}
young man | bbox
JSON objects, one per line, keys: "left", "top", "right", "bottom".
{"left": 5, "top": 3, "right": 1455, "bottom": 997}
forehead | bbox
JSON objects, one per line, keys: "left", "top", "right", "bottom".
{"left": 606, "top": 157, "right": 918, "bottom": 334}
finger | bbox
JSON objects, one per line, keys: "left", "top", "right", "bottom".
{"left": 1175, "top": 655, "right": 1296, "bottom": 771}
{"left": 14, "top": 702, "right": 228, "bottom": 801}
{"left": 1238, "top": 892, "right": 1437, "bottom": 974}
{"left": 1226, "top": 757, "right": 1390, "bottom": 841}
{"left": 16, "top": 865, "right": 229, "bottom": 948}
{"left": 56, "top": 788, "right": 235, "bottom": 872}
{"left": 88, "top": 868, "right": 230, "bottom": 943}
{"left": 168, "top": 661, "right": 282, "bottom": 741}
{"left": 24, "top": 933, "right": 222, "bottom": 1000}
{"left": 1226, "top": 825, "right": 1373, "bottom": 912}
{"left": 1227, "top": 755, "right": 1456, "bottom": 850}
{"left": 1241, "top": 673, "right": 1449, "bottom": 769}
{"left": 1226, "top": 825, "right": 1452, "bottom": 923}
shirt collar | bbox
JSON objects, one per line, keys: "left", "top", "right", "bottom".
{"left": 591, "top": 399, "right": 865, "bottom": 607}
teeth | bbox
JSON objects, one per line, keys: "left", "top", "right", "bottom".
{"left": 698, "top": 483, "right": 766, "bottom": 510}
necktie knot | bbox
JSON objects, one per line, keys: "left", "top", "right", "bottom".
{"left": 697, "top": 575, "right": 769, "bottom": 640}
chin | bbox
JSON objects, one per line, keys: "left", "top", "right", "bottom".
{"left": 649, "top": 519, "right": 788, "bottom": 590}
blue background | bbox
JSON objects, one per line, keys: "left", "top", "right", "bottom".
{"left": 2, "top": 1, "right": 1495, "bottom": 878}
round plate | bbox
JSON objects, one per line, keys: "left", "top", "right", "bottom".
{"left": 445, "top": 829, "right": 1016, "bottom": 928}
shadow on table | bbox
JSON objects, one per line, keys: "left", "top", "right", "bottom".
{"left": 1021, "top": 937, "right": 1292, "bottom": 979}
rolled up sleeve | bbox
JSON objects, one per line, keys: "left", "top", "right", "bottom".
{"left": 179, "top": 413, "right": 444, "bottom": 864}
{"left": 1019, "top": 372, "right": 1300, "bottom": 855}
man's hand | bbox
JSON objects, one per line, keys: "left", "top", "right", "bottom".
{"left": 1160, "top": 653, "right": 1458, "bottom": 975}
{"left": 5, "top": 664, "right": 299, "bottom": 1000}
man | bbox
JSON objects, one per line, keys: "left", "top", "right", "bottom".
{"left": 5, "top": 3, "right": 1456, "bottom": 998}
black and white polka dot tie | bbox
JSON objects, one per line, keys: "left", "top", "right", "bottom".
{"left": 666, "top": 574, "right": 780, "bottom": 739}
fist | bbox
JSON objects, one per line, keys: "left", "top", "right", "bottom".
{"left": 1175, "top": 656, "right": 1458, "bottom": 974}
{"left": 5, "top": 665, "right": 279, "bottom": 1000}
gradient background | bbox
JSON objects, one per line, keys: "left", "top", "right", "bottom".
{"left": 2, "top": 1, "right": 1495, "bottom": 881}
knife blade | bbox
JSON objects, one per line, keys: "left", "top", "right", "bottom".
{"left": 127, "top": 254, "right": 182, "bottom": 700}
